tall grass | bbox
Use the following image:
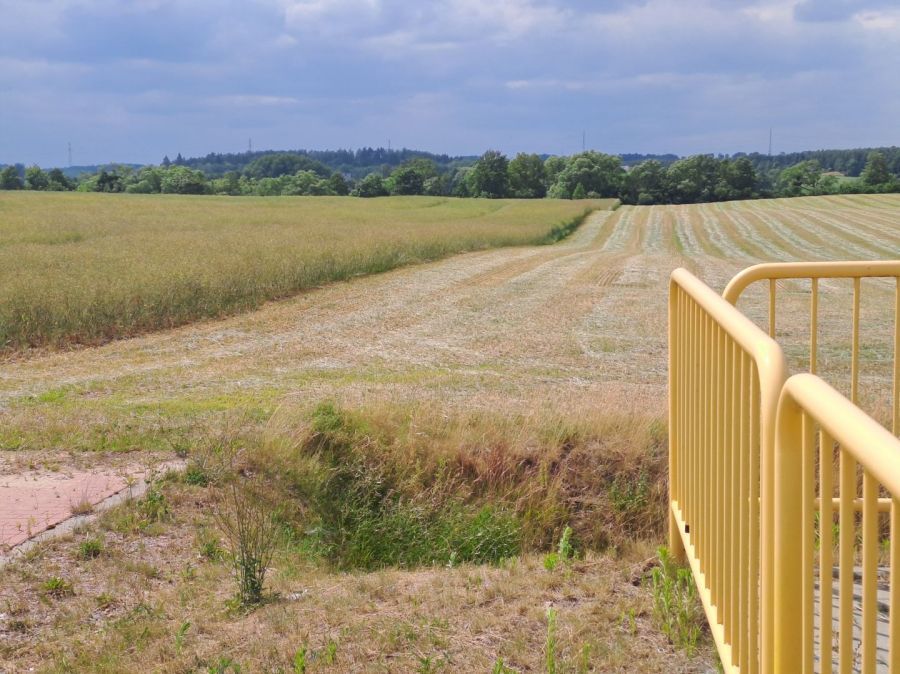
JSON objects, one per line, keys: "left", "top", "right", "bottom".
{"left": 0, "top": 193, "right": 613, "bottom": 350}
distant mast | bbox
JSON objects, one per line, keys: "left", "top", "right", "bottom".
{"left": 248, "top": 138, "right": 252, "bottom": 153}
{"left": 67, "top": 142, "right": 72, "bottom": 167}
{"left": 768, "top": 128, "right": 773, "bottom": 157}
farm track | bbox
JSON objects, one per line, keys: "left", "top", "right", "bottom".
{"left": 1, "top": 196, "right": 899, "bottom": 455}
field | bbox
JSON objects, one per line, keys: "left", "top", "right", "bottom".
{"left": 2, "top": 193, "right": 900, "bottom": 672}
{"left": 0, "top": 193, "right": 608, "bottom": 350}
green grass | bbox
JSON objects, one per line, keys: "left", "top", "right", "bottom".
{"left": 0, "top": 193, "right": 614, "bottom": 350}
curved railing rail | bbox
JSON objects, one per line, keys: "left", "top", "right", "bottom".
{"left": 669, "top": 268, "right": 788, "bottom": 673}
{"left": 775, "top": 374, "right": 900, "bottom": 673}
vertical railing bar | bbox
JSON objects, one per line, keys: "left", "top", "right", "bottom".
{"left": 891, "top": 495, "right": 900, "bottom": 674}
{"left": 801, "top": 412, "right": 815, "bottom": 673}
{"left": 749, "top": 363, "right": 760, "bottom": 674}
{"left": 839, "top": 446, "right": 856, "bottom": 674}
{"left": 769, "top": 279, "right": 776, "bottom": 338}
{"left": 716, "top": 326, "right": 729, "bottom": 616}
{"left": 811, "top": 278, "right": 818, "bottom": 375}
{"left": 730, "top": 340, "right": 740, "bottom": 662}
{"left": 862, "top": 469, "right": 877, "bottom": 673}
{"left": 893, "top": 277, "right": 899, "bottom": 436}
{"left": 852, "top": 277, "right": 860, "bottom": 405}
{"left": 740, "top": 352, "right": 751, "bottom": 674}
{"left": 724, "top": 337, "right": 734, "bottom": 648}
{"left": 820, "top": 429, "right": 834, "bottom": 674}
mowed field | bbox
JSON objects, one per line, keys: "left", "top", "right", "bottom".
{"left": 0, "top": 193, "right": 606, "bottom": 350}
{"left": 2, "top": 193, "right": 899, "bottom": 672}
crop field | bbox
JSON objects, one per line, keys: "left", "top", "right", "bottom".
{"left": 1, "top": 194, "right": 899, "bottom": 672}
{"left": 0, "top": 193, "right": 607, "bottom": 350}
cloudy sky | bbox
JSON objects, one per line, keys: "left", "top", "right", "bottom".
{"left": 1, "top": 0, "right": 899, "bottom": 166}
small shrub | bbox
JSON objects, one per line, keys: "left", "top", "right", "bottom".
{"left": 216, "top": 480, "right": 282, "bottom": 606}
{"left": 492, "top": 659, "right": 514, "bottom": 673}
{"left": 649, "top": 546, "right": 703, "bottom": 655}
{"left": 41, "top": 576, "right": 74, "bottom": 598}
{"left": 77, "top": 537, "right": 104, "bottom": 560}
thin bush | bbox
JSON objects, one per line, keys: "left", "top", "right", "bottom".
{"left": 215, "top": 479, "right": 283, "bottom": 605}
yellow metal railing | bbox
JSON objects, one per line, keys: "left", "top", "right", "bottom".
{"left": 775, "top": 374, "right": 900, "bottom": 673}
{"left": 670, "top": 261, "right": 900, "bottom": 673}
{"left": 669, "top": 268, "right": 787, "bottom": 673}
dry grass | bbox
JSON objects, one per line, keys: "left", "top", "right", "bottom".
{"left": 0, "top": 476, "right": 714, "bottom": 673}
{"left": 0, "top": 193, "right": 613, "bottom": 350}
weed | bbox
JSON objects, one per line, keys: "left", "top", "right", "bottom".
{"left": 577, "top": 644, "right": 591, "bottom": 673}
{"left": 207, "top": 656, "right": 242, "bottom": 674}
{"left": 96, "top": 592, "right": 116, "bottom": 609}
{"left": 649, "top": 546, "right": 703, "bottom": 656}
{"left": 216, "top": 479, "right": 283, "bottom": 606}
{"left": 292, "top": 646, "right": 307, "bottom": 673}
{"left": 184, "top": 462, "right": 210, "bottom": 486}
{"left": 197, "top": 525, "right": 225, "bottom": 562}
{"left": 70, "top": 497, "right": 94, "bottom": 516}
{"left": 492, "top": 658, "right": 515, "bottom": 673}
{"left": 544, "top": 525, "right": 575, "bottom": 571}
{"left": 140, "top": 482, "right": 169, "bottom": 523}
{"left": 323, "top": 639, "right": 338, "bottom": 664}
{"left": 76, "top": 537, "right": 104, "bottom": 560}
{"left": 545, "top": 607, "right": 558, "bottom": 674}
{"left": 41, "top": 576, "right": 74, "bottom": 598}
{"left": 174, "top": 621, "right": 191, "bottom": 653}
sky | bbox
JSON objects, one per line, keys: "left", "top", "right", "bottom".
{"left": 1, "top": 0, "right": 899, "bottom": 167}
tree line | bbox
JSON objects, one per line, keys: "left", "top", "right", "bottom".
{"left": 2, "top": 148, "right": 898, "bottom": 204}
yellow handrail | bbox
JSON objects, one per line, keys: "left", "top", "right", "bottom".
{"left": 669, "top": 268, "right": 788, "bottom": 673}
{"left": 670, "top": 260, "right": 900, "bottom": 673}
{"left": 775, "top": 374, "right": 900, "bottom": 673}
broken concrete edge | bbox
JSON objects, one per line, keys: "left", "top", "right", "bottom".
{"left": 0, "top": 459, "right": 186, "bottom": 569}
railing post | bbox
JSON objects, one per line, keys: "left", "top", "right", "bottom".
{"left": 669, "top": 278, "right": 686, "bottom": 563}
{"left": 773, "top": 389, "right": 804, "bottom": 673}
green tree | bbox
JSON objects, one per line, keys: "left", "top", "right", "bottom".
{"left": 665, "top": 155, "right": 721, "bottom": 203}
{"left": 46, "top": 168, "right": 73, "bottom": 191}
{"left": 508, "top": 153, "right": 546, "bottom": 198}
{"left": 543, "top": 156, "right": 567, "bottom": 189}
{"left": 550, "top": 151, "right": 623, "bottom": 199}
{"left": 621, "top": 160, "right": 667, "bottom": 204}
{"left": 861, "top": 151, "right": 893, "bottom": 186}
{"left": 571, "top": 182, "right": 586, "bottom": 199}
{"left": 0, "top": 166, "right": 22, "bottom": 190}
{"left": 328, "top": 172, "right": 350, "bottom": 196}
{"left": 160, "top": 166, "right": 207, "bottom": 194}
{"left": 470, "top": 150, "right": 509, "bottom": 198}
{"left": 25, "top": 165, "right": 49, "bottom": 190}
{"left": 355, "top": 172, "right": 388, "bottom": 197}
{"left": 776, "top": 160, "right": 823, "bottom": 197}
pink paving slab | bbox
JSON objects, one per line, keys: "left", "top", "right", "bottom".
{"left": 0, "top": 470, "right": 130, "bottom": 548}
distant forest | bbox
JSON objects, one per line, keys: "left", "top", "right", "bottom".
{"left": 1, "top": 146, "right": 898, "bottom": 205}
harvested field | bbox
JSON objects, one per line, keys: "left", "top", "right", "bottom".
{"left": 1, "top": 194, "right": 899, "bottom": 672}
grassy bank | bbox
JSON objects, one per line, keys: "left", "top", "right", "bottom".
{"left": 0, "top": 401, "right": 711, "bottom": 672}
{"left": 0, "top": 193, "right": 614, "bottom": 350}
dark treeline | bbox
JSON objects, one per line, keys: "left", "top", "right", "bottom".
{"left": 2, "top": 147, "right": 898, "bottom": 204}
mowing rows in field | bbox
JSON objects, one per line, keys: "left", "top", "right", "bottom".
{"left": 593, "top": 194, "right": 900, "bottom": 263}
